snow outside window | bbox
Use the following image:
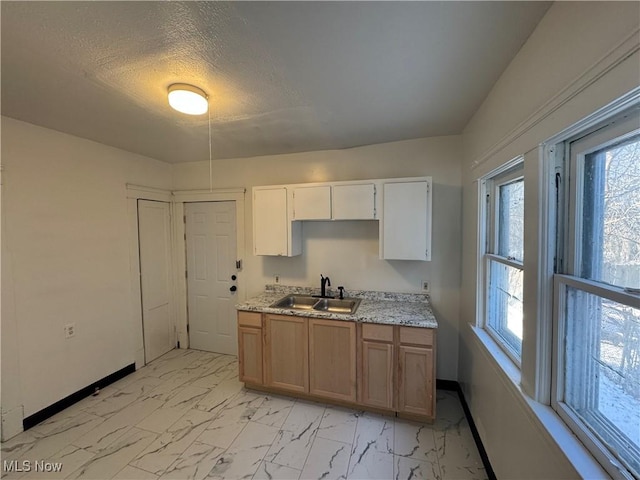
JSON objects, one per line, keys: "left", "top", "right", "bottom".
{"left": 482, "top": 162, "right": 524, "bottom": 364}
{"left": 554, "top": 112, "right": 640, "bottom": 479}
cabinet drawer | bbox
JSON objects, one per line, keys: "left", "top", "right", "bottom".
{"left": 362, "top": 324, "right": 394, "bottom": 342}
{"left": 399, "top": 327, "right": 433, "bottom": 346}
{"left": 238, "top": 311, "right": 262, "bottom": 328}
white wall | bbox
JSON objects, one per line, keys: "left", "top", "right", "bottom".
{"left": 1, "top": 117, "right": 172, "bottom": 438}
{"left": 460, "top": 2, "right": 640, "bottom": 478}
{"left": 174, "top": 136, "right": 463, "bottom": 380}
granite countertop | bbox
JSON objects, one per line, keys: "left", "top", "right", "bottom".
{"left": 236, "top": 284, "right": 438, "bottom": 328}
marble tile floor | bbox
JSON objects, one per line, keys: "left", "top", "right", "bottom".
{"left": 1, "top": 349, "right": 487, "bottom": 480}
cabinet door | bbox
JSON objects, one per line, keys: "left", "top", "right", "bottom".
{"left": 238, "top": 326, "right": 263, "bottom": 384}
{"left": 398, "top": 345, "right": 434, "bottom": 418}
{"left": 264, "top": 315, "right": 309, "bottom": 393}
{"left": 253, "top": 187, "right": 288, "bottom": 256}
{"left": 309, "top": 319, "right": 356, "bottom": 402}
{"left": 360, "top": 340, "right": 394, "bottom": 409}
{"left": 293, "top": 186, "right": 331, "bottom": 220}
{"left": 332, "top": 184, "right": 376, "bottom": 220}
{"left": 382, "top": 180, "right": 431, "bottom": 260}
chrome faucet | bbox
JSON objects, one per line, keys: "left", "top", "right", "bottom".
{"left": 320, "top": 274, "right": 331, "bottom": 298}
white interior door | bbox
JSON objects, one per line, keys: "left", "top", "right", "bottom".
{"left": 138, "top": 200, "right": 174, "bottom": 363}
{"left": 185, "top": 201, "right": 238, "bottom": 354}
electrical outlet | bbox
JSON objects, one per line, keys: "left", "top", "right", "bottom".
{"left": 64, "top": 323, "right": 76, "bottom": 339}
{"left": 422, "top": 281, "right": 430, "bottom": 293}
{"left": 274, "top": 274, "right": 280, "bottom": 284}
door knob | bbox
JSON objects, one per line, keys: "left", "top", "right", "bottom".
{"left": 230, "top": 285, "right": 237, "bottom": 292}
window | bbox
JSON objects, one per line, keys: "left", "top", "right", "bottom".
{"left": 554, "top": 109, "right": 640, "bottom": 479}
{"left": 481, "top": 161, "right": 524, "bottom": 363}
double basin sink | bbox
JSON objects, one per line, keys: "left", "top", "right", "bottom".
{"left": 270, "top": 294, "right": 361, "bottom": 315}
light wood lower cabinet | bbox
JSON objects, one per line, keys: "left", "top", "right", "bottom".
{"left": 398, "top": 327, "right": 435, "bottom": 419}
{"left": 359, "top": 324, "right": 394, "bottom": 409}
{"left": 238, "top": 327, "right": 263, "bottom": 384}
{"left": 237, "top": 312, "right": 435, "bottom": 421}
{"left": 360, "top": 341, "right": 394, "bottom": 409}
{"left": 264, "top": 314, "right": 309, "bottom": 393}
{"left": 309, "top": 318, "right": 356, "bottom": 402}
{"left": 238, "top": 312, "right": 263, "bottom": 384}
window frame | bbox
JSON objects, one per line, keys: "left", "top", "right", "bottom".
{"left": 553, "top": 275, "right": 640, "bottom": 480}
{"left": 472, "top": 87, "right": 639, "bottom": 480}
{"left": 564, "top": 115, "right": 640, "bottom": 280}
{"left": 479, "top": 158, "right": 525, "bottom": 367}
{"left": 551, "top": 107, "right": 640, "bottom": 480}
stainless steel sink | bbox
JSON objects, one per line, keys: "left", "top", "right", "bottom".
{"left": 270, "top": 295, "right": 318, "bottom": 310}
{"left": 270, "top": 294, "right": 361, "bottom": 315}
{"left": 312, "top": 298, "right": 361, "bottom": 314}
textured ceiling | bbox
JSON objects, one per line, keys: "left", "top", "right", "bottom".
{"left": 1, "top": 1, "right": 550, "bottom": 163}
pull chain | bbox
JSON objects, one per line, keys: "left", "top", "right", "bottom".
{"left": 208, "top": 104, "right": 212, "bottom": 192}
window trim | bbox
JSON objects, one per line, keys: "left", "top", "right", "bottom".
{"left": 478, "top": 157, "right": 525, "bottom": 367}
{"left": 471, "top": 88, "right": 640, "bottom": 480}
{"left": 550, "top": 104, "right": 640, "bottom": 480}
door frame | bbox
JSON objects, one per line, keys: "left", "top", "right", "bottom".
{"left": 173, "top": 188, "right": 246, "bottom": 349}
{"left": 126, "top": 184, "right": 175, "bottom": 369}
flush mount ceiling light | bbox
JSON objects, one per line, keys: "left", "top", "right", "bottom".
{"left": 167, "top": 83, "right": 208, "bottom": 115}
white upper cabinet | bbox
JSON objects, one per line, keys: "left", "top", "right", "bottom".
{"left": 253, "top": 187, "right": 301, "bottom": 256}
{"left": 332, "top": 183, "right": 376, "bottom": 220}
{"left": 293, "top": 183, "right": 376, "bottom": 221}
{"left": 292, "top": 186, "right": 331, "bottom": 220}
{"left": 381, "top": 179, "right": 431, "bottom": 261}
{"left": 253, "top": 177, "right": 431, "bottom": 260}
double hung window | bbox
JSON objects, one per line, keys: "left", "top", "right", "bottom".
{"left": 481, "top": 161, "right": 524, "bottom": 363}
{"left": 554, "top": 109, "right": 640, "bottom": 479}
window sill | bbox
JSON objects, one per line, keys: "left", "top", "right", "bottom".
{"left": 475, "top": 325, "right": 522, "bottom": 380}
{"left": 469, "top": 324, "right": 609, "bottom": 480}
